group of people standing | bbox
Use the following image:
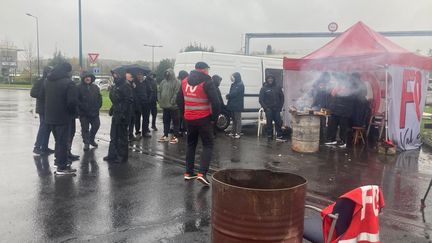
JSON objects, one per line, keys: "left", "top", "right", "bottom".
{"left": 30, "top": 60, "right": 285, "bottom": 185}
{"left": 31, "top": 62, "right": 101, "bottom": 175}
{"left": 311, "top": 72, "right": 370, "bottom": 148}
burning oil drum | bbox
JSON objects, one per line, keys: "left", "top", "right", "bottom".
{"left": 291, "top": 113, "right": 320, "bottom": 153}
{"left": 212, "top": 169, "right": 307, "bottom": 243}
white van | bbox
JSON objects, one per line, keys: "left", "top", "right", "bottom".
{"left": 174, "top": 51, "right": 283, "bottom": 129}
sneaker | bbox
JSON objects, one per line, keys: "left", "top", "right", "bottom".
{"left": 89, "top": 141, "right": 98, "bottom": 147}
{"left": 197, "top": 173, "right": 210, "bottom": 186}
{"left": 135, "top": 131, "right": 141, "bottom": 136}
{"left": 184, "top": 173, "right": 198, "bottom": 180}
{"left": 169, "top": 136, "right": 179, "bottom": 144}
{"left": 33, "top": 147, "right": 42, "bottom": 155}
{"left": 325, "top": 141, "right": 338, "bottom": 145}
{"left": 83, "top": 144, "right": 90, "bottom": 151}
{"left": 233, "top": 133, "right": 241, "bottom": 139}
{"left": 158, "top": 136, "right": 169, "bottom": 142}
{"left": 338, "top": 143, "right": 347, "bottom": 148}
{"left": 276, "top": 136, "right": 286, "bottom": 142}
{"left": 66, "top": 166, "right": 77, "bottom": 173}
{"left": 152, "top": 126, "right": 158, "bottom": 131}
{"left": 54, "top": 168, "right": 76, "bottom": 176}
{"left": 226, "top": 132, "right": 234, "bottom": 137}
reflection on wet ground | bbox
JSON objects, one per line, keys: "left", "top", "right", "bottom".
{"left": 0, "top": 89, "right": 431, "bottom": 242}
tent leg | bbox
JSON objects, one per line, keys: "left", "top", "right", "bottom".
{"left": 384, "top": 66, "right": 389, "bottom": 142}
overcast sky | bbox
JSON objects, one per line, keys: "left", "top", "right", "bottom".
{"left": 2, "top": 0, "right": 432, "bottom": 61}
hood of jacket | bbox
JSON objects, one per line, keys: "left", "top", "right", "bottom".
{"left": 232, "top": 72, "right": 242, "bottom": 83}
{"left": 187, "top": 70, "right": 211, "bottom": 86}
{"left": 47, "top": 62, "right": 72, "bottom": 81}
{"left": 163, "top": 68, "right": 177, "bottom": 83}
{"left": 264, "top": 75, "right": 276, "bottom": 87}
{"left": 80, "top": 71, "right": 96, "bottom": 84}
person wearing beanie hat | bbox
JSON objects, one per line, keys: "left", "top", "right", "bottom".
{"left": 44, "top": 62, "right": 79, "bottom": 175}
{"left": 176, "top": 62, "right": 221, "bottom": 186}
{"left": 78, "top": 71, "right": 102, "bottom": 151}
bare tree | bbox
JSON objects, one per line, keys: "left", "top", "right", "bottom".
{"left": 21, "top": 43, "right": 36, "bottom": 83}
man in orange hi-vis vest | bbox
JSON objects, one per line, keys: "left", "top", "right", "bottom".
{"left": 322, "top": 185, "right": 385, "bottom": 243}
{"left": 176, "top": 62, "right": 221, "bottom": 186}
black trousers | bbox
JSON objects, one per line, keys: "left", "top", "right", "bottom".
{"left": 327, "top": 115, "right": 352, "bottom": 143}
{"left": 185, "top": 122, "right": 213, "bottom": 175}
{"left": 150, "top": 102, "right": 157, "bottom": 128}
{"left": 80, "top": 116, "right": 100, "bottom": 144}
{"left": 137, "top": 103, "right": 151, "bottom": 134}
{"left": 265, "top": 109, "right": 283, "bottom": 137}
{"left": 134, "top": 109, "right": 141, "bottom": 134}
{"left": 68, "top": 118, "right": 76, "bottom": 152}
{"left": 163, "top": 109, "right": 179, "bottom": 137}
{"left": 129, "top": 111, "right": 137, "bottom": 137}
{"left": 49, "top": 123, "right": 69, "bottom": 169}
{"left": 108, "top": 118, "right": 129, "bottom": 162}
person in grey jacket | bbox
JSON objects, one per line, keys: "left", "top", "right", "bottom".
{"left": 158, "top": 68, "right": 181, "bottom": 144}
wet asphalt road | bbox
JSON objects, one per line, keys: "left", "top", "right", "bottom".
{"left": 0, "top": 89, "right": 431, "bottom": 242}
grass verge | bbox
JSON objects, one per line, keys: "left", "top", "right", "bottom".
{"left": 422, "top": 105, "right": 432, "bottom": 146}
{"left": 0, "top": 83, "right": 32, "bottom": 89}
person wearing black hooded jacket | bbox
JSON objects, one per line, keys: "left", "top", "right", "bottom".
{"left": 226, "top": 72, "right": 245, "bottom": 138}
{"left": 103, "top": 71, "right": 133, "bottom": 163}
{"left": 176, "top": 62, "right": 221, "bottom": 186}
{"left": 44, "top": 62, "right": 78, "bottom": 175}
{"left": 259, "top": 75, "right": 284, "bottom": 140}
{"left": 78, "top": 71, "right": 102, "bottom": 151}
{"left": 30, "top": 66, "right": 54, "bottom": 155}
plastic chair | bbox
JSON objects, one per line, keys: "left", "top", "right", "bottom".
{"left": 257, "top": 108, "right": 275, "bottom": 137}
{"left": 303, "top": 205, "right": 339, "bottom": 243}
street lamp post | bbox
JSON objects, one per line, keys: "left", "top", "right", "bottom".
{"left": 143, "top": 44, "right": 163, "bottom": 71}
{"left": 26, "top": 13, "right": 40, "bottom": 77}
{"left": 78, "top": 0, "right": 83, "bottom": 70}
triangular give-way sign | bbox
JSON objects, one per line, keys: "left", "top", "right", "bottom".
{"left": 88, "top": 53, "right": 99, "bottom": 64}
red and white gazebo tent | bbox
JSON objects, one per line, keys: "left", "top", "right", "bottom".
{"left": 283, "top": 21, "right": 432, "bottom": 150}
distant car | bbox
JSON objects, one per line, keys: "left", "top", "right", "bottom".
{"left": 95, "top": 78, "right": 111, "bottom": 90}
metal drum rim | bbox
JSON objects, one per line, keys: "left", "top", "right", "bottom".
{"left": 211, "top": 169, "right": 308, "bottom": 192}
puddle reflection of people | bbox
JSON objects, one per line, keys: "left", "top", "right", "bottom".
{"left": 44, "top": 176, "right": 76, "bottom": 239}
{"left": 183, "top": 184, "right": 210, "bottom": 233}
{"left": 230, "top": 140, "right": 241, "bottom": 163}
{"left": 33, "top": 155, "right": 52, "bottom": 177}
{"left": 108, "top": 165, "right": 133, "bottom": 230}
{"left": 80, "top": 148, "right": 99, "bottom": 175}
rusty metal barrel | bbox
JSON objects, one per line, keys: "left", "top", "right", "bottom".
{"left": 291, "top": 113, "right": 320, "bottom": 153}
{"left": 212, "top": 169, "right": 307, "bottom": 243}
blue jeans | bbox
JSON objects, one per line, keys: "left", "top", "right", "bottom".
{"left": 34, "top": 114, "right": 51, "bottom": 150}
